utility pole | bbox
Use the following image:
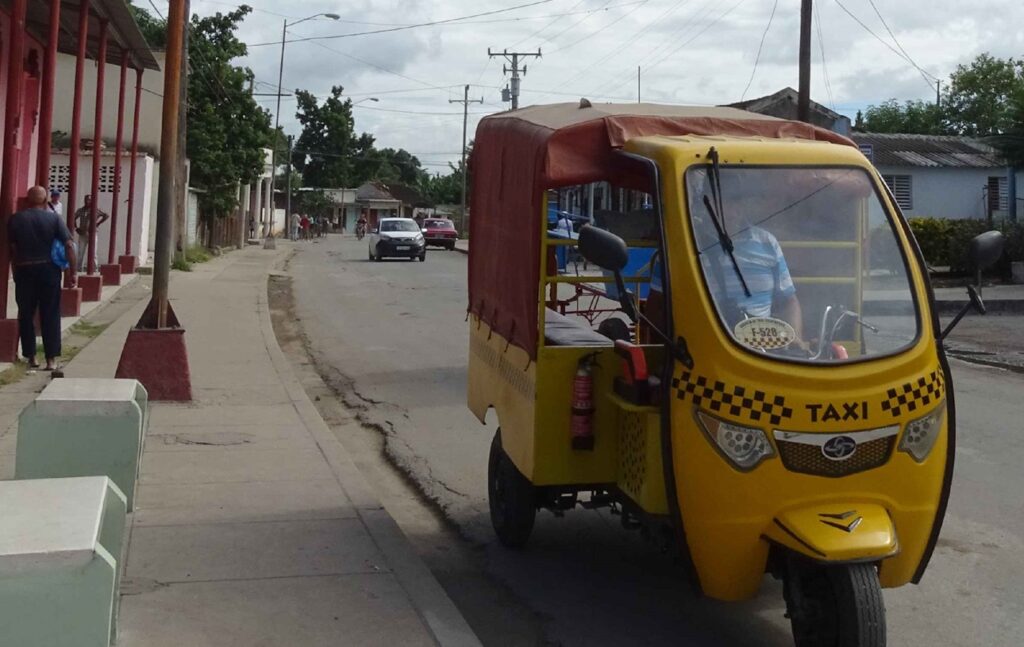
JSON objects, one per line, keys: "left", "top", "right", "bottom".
{"left": 489, "top": 48, "right": 541, "bottom": 110}
{"left": 151, "top": 0, "right": 186, "bottom": 328}
{"left": 450, "top": 84, "right": 482, "bottom": 234}
{"left": 286, "top": 134, "right": 293, "bottom": 231}
{"left": 797, "top": 0, "right": 812, "bottom": 123}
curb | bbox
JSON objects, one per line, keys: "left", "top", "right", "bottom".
{"left": 453, "top": 242, "right": 468, "bottom": 255}
{"left": 258, "top": 252, "right": 482, "bottom": 647}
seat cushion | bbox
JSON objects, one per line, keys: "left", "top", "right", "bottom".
{"left": 544, "top": 309, "right": 613, "bottom": 347}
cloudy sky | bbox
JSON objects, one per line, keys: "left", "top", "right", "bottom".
{"left": 173, "top": 0, "right": 1024, "bottom": 171}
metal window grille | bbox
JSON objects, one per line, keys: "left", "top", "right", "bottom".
{"left": 48, "top": 164, "right": 69, "bottom": 193}
{"left": 882, "top": 174, "right": 912, "bottom": 210}
{"left": 987, "top": 176, "right": 1007, "bottom": 212}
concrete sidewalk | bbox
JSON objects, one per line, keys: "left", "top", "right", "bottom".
{"left": 8, "top": 247, "right": 480, "bottom": 646}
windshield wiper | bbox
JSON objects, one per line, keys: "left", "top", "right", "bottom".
{"left": 704, "top": 147, "right": 751, "bottom": 298}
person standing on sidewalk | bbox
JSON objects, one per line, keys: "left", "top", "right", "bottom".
{"left": 290, "top": 212, "right": 300, "bottom": 241}
{"left": 73, "top": 194, "right": 108, "bottom": 272}
{"left": 8, "top": 186, "right": 76, "bottom": 370}
{"left": 47, "top": 189, "right": 63, "bottom": 217}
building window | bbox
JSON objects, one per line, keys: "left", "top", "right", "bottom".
{"left": 47, "top": 164, "right": 120, "bottom": 194}
{"left": 987, "top": 176, "right": 1008, "bottom": 212}
{"left": 858, "top": 143, "right": 873, "bottom": 162}
{"left": 882, "top": 174, "right": 912, "bottom": 210}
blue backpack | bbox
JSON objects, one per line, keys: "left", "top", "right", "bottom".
{"left": 51, "top": 238, "right": 69, "bottom": 270}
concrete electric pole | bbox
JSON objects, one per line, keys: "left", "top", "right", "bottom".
{"left": 450, "top": 85, "right": 482, "bottom": 234}
{"left": 797, "top": 0, "right": 812, "bottom": 123}
{"left": 488, "top": 48, "right": 541, "bottom": 110}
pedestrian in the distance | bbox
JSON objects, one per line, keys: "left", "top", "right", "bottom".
{"left": 290, "top": 212, "right": 300, "bottom": 241}
{"left": 301, "top": 214, "right": 310, "bottom": 240}
{"left": 47, "top": 189, "right": 63, "bottom": 217}
{"left": 73, "top": 194, "right": 108, "bottom": 272}
{"left": 8, "top": 186, "right": 76, "bottom": 370}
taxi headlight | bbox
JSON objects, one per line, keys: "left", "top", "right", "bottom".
{"left": 898, "top": 402, "right": 945, "bottom": 462}
{"left": 695, "top": 409, "right": 774, "bottom": 471}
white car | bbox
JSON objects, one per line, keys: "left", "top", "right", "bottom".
{"left": 368, "top": 218, "right": 427, "bottom": 262}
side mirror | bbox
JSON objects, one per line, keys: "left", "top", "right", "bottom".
{"left": 578, "top": 225, "right": 635, "bottom": 321}
{"left": 578, "top": 225, "right": 628, "bottom": 272}
{"left": 968, "top": 230, "right": 1005, "bottom": 271}
{"left": 421, "top": 228, "right": 428, "bottom": 234}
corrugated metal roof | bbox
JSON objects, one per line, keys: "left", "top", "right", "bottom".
{"left": 852, "top": 133, "right": 1003, "bottom": 168}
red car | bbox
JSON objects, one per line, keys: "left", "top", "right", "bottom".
{"left": 422, "top": 218, "right": 459, "bottom": 250}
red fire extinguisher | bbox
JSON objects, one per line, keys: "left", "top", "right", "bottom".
{"left": 571, "top": 354, "right": 597, "bottom": 450}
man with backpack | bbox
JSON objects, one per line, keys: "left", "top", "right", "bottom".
{"left": 7, "top": 186, "right": 76, "bottom": 370}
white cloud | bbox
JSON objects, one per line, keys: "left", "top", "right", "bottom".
{"left": 183, "top": 0, "right": 1024, "bottom": 171}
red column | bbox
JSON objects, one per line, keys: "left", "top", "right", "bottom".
{"left": 120, "top": 67, "right": 142, "bottom": 273}
{"left": 0, "top": 0, "right": 29, "bottom": 325}
{"left": 34, "top": 0, "right": 61, "bottom": 186}
{"left": 86, "top": 20, "right": 108, "bottom": 278}
{"left": 106, "top": 51, "right": 128, "bottom": 269}
{"left": 68, "top": 0, "right": 90, "bottom": 260}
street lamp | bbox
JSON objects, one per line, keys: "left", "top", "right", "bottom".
{"left": 353, "top": 97, "right": 379, "bottom": 105}
{"left": 266, "top": 12, "right": 340, "bottom": 245}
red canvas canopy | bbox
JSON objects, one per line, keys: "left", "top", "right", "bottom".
{"left": 467, "top": 102, "right": 855, "bottom": 359}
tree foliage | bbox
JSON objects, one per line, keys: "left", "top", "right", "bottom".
{"left": 861, "top": 53, "right": 1024, "bottom": 138}
{"left": 128, "top": 4, "right": 273, "bottom": 218}
{"left": 859, "top": 99, "right": 946, "bottom": 135}
{"left": 290, "top": 87, "right": 427, "bottom": 188}
{"left": 186, "top": 7, "right": 273, "bottom": 217}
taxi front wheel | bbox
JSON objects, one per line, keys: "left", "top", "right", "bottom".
{"left": 488, "top": 429, "right": 536, "bottom": 548}
{"left": 784, "top": 559, "right": 886, "bottom": 647}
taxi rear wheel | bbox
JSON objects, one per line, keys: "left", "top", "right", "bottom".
{"left": 488, "top": 429, "right": 536, "bottom": 548}
{"left": 784, "top": 560, "right": 885, "bottom": 647}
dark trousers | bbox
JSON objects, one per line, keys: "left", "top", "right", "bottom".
{"left": 14, "top": 263, "right": 62, "bottom": 360}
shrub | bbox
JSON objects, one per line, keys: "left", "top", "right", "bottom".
{"left": 908, "top": 216, "right": 1024, "bottom": 275}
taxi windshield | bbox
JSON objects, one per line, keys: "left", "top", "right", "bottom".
{"left": 685, "top": 166, "right": 919, "bottom": 364}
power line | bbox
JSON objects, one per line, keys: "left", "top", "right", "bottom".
{"left": 741, "top": 0, "right": 778, "bottom": 101}
{"left": 600, "top": 0, "right": 747, "bottom": 96}
{"left": 546, "top": 0, "right": 650, "bottom": 55}
{"left": 865, "top": 0, "right": 937, "bottom": 89}
{"left": 833, "top": 0, "right": 936, "bottom": 91}
{"left": 246, "top": 0, "right": 556, "bottom": 47}
{"left": 534, "top": 0, "right": 690, "bottom": 102}
{"left": 814, "top": 0, "right": 836, "bottom": 110}
{"left": 588, "top": 0, "right": 718, "bottom": 97}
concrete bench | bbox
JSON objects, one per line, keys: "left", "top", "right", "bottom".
{"left": 16, "top": 378, "right": 148, "bottom": 511}
{"left": 0, "top": 476, "right": 127, "bottom": 647}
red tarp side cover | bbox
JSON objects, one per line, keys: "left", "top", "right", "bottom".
{"left": 467, "top": 103, "right": 856, "bottom": 360}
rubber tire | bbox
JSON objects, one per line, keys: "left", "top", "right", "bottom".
{"left": 487, "top": 430, "right": 536, "bottom": 548}
{"left": 786, "top": 562, "right": 886, "bottom": 647}
{"left": 446, "top": 242, "right": 455, "bottom": 251}
{"left": 418, "top": 253, "right": 426, "bottom": 262}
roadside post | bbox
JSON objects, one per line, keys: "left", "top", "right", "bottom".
{"left": 114, "top": 0, "right": 192, "bottom": 401}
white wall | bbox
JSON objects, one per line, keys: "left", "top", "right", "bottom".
{"left": 878, "top": 166, "right": 1004, "bottom": 220}
{"left": 52, "top": 51, "right": 165, "bottom": 155}
{"left": 50, "top": 150, "right": 154, "bottom": 265}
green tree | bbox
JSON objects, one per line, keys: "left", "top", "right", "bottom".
{"left": 186, "top": 7, "right": 273, "bottom": 217}
{"left": 944, "top": 54, "right": 1021, "bottom": 136}
{"left": 291, "top": 87, "right": 359, "bottom": 187}
{"left": 127, "top": 4, "right": 271, "bottom": 218}
{"left": 860, "top": 99, "right": 948, "bottom": 134}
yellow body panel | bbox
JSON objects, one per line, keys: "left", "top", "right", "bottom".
{"left": 764, "top": 503, "right": 898, "bottom": 562}
{"left": 618, "top": 135, "right": 947, "bottom": 600}
{"left": 469, "top": 133, "right": 949, "bottom": 604}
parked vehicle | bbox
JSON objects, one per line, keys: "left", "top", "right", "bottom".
{"left": 369, "top": 217, "right": 426, "bottom": 262}
{"left": 466, "top": 102, "right": 1005, "bottom": 647}
{"left": 422, "top": 218, "right": 459, "bottom": 250}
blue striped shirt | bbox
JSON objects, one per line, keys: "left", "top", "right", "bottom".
{"left": 701, "top": 227, "right": 795, "bottom": 318}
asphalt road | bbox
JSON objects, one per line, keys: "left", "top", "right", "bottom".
{"left": 287, "top": 234, "right": 1024, "bottom": 647}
